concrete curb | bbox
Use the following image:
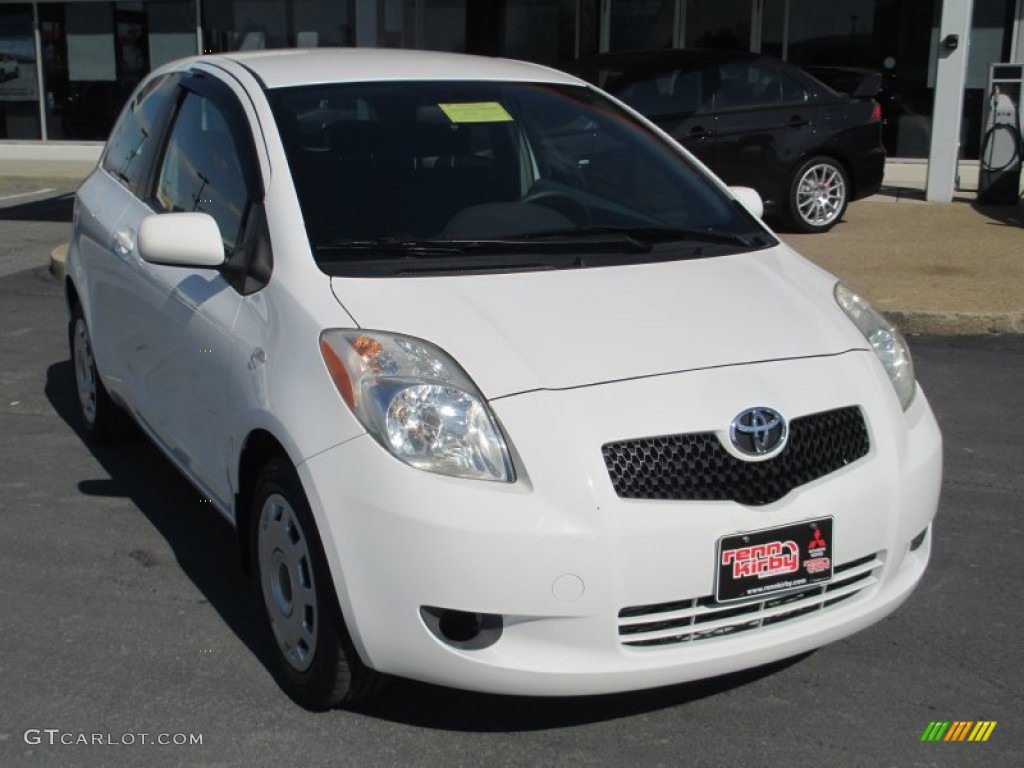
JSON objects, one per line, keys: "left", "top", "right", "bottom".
{"left": 50, "top": 243, "right": 67, "bottom": 283}
{"left": 885, "top": 309, "right": 1024, "bottom": 336}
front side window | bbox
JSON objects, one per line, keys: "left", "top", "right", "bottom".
{"left": 614, "top": 68, "right": 706, "bottom": 117}
{"left": 271, "top": 80, "right": 772, "bottom": 275}
{"left": 102, "top": 74, "right": 179, "bottom": 195}
{"left": 780, "top": 72, "right": 808, "bottom": 104}
{"left": 154, "top": 92, "right": 249, "bottom": 253}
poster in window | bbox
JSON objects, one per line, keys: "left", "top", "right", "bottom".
{"left": 0, "top": 7, "right": 38, "bottom": 102}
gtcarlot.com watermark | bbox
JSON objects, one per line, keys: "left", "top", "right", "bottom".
{"left": 24, "top": 729, "right": 202, "bottom": 747}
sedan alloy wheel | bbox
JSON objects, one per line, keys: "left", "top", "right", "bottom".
{"left": 790, "top": 157, "right": 849, "bottom": 232}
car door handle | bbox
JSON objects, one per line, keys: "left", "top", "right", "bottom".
{"left": 788, "top": 116, "right": 811, "bottom": 128}
{"left": 112, "top": 230, "right": 134, "bottom": 257}
{"left": 687, "top": 126, "right": 712, "bottom": 140}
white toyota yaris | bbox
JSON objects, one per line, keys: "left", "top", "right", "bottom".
{"left": 67, "top": 49, "right": 942, "bottom": 709}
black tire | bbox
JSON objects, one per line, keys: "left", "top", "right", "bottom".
{"left": 249, "top": 457, "right": 382, "bottom": 710}
{"left": 786, "top": 156, "right": 849, "bottom": 233}
{"left": 69, "top": 303, "right": 130, "bottom": 442}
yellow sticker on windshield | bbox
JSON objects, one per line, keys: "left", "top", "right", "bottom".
{"left": 438, "top": 102, "right": 513, "bottom": 123}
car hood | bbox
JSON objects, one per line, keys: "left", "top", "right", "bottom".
{"left": 329, "top": 244, "right": 866, "bottom": 398}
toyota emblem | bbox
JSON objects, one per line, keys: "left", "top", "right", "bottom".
{"left": 730, "top": 407, "right": 788, "bottom": 456}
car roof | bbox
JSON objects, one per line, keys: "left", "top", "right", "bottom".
{"left": 193, "top": 48, "right": 584, "bottom": 90}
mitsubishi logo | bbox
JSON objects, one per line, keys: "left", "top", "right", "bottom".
{"left": 730, "top": 407, "right": 788, "bottom": 456}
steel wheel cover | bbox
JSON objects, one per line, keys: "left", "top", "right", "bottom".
{"left": 796, "top": 163, "right": 846, "bottom": 227}
{"left": 258, "top": 493, "right": 318, "bottom": 672}
{"left": 73, "top": 318, "right": 97, "bottom": 425}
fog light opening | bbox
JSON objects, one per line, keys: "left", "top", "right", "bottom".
{"left": 420, "top": 606, "right": 503, "bottom": 651}
{"left": 909, "top": 526, "right": 929, "bottom": 552}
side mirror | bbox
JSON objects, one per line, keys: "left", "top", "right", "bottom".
{"left": 138, "top": 212, "right": 225, "bottom": 268}
{"left": 729, "top": 186, "right": 764, "bottom": 219}
{"left": 853, "top": 72, "right": 883, "bottom": 99}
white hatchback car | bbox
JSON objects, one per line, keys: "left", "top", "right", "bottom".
{"left": 67, "top": 49, "right": 941, "bottom": 709}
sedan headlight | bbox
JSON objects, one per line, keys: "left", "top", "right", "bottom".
{"left": 834, "top": 282, "right": 916, "bottom": 410}
{"left": 319, "top": 330, "right": 514, "bottom": 482}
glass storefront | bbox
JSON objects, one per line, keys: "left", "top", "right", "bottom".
{"left": 1, "top": 0, "right": 1021, "bottom": 158}
{"left": 38, "top": 1, "right": 196, "bottom": 140}
{"left": 0, "top": 3, "right": 39, "bottom": 138}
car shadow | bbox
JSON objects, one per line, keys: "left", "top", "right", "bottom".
{"left": 46, "top": 356, "right": 812, "bottom": 727}
{"left": 0, "top": 192, "right": 76, "bottom": 222}
{"left": 43, "top": 358, "right": 277, "bottom": 677}
{"left": 352, "top": 652, "right": 812, "bottom": 731}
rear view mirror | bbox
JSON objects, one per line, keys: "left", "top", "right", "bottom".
{"left": 138, "top": 212, "right": 225, "bottom": 268}
{"left": 729, "top": 186, "right": 764, "bottom": 219}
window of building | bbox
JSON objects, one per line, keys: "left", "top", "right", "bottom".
{"left": 0, "top": 3, "right": 40, "bottom": 139}
{"left": 39, "top": 1, "right": 197, "bottom": 141}
{"left": 608, "top": 0, "right": 674, "bottom": 52}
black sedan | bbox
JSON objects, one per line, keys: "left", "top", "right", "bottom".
{"left": 565, "top": 50, "right": 885, "bottom": 232}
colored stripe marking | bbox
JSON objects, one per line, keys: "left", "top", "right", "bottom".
{"left": 945, "top": 721, "right": 972, "bottom": 741}
{"left": 921, "top": 721, "right": 949, "bottom": 742}
{"left": 974, "top": 721, "right": 997, "bottom": 742}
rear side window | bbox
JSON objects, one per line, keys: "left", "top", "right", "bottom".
{"left": 102, "top": 75, "right": 179, "bottom": 195}
{"left": 780, "top": 73, "right": 808, "bottom": 104}
{"left": 715, "top": 61, "right": 787, "bottom": 109}
{"left": 154, "top": 92, "right": 250, "bottom": 253}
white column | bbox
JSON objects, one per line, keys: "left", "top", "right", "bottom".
{"left": 1013, "top": 0, "right": 1024, "bottom": 61}
{"left": 195, "top": 0, "right": 203, "bottom": 54}
{"left": 674, "top": 0, "right": 686, "bottom": 49}
{"left": 750, "top": 0, "right": 762, "bottom": 53}
{"left": 926, "top": 0, "right": 975, "bottom": 202}
{"left": 33, "top": 1, "right": 47, "bottom": 140}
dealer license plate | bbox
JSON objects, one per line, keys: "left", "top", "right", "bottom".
{"left": 715, "top": 517, "right": 833, "bottom": 603}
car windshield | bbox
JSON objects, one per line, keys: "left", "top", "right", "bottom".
{"left": 269, "top": 80, "right": 773, "bottom": 275}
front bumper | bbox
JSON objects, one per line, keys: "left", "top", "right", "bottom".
{"left": 298, "top": 351, "right": 941, "bottom": 696}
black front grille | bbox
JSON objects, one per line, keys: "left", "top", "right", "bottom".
{"left": 602, "top": 405, "right": 869, "bottom": 506}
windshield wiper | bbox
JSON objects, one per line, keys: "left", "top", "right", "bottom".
{"left": 316, "top": 234, "right": 652, "bottom": 257}
{"left": 317, "top": 239, "right": 468, "bottom": 256}
{"left": 520, "top": 225, "right": 762, "bottom": 248}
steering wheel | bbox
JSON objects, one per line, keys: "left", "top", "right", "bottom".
{"left": 520, "top": 189, "right": 592, "bottom": 227}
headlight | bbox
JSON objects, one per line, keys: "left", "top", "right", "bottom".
{"left": 834, "top": 282, "right": 916, "bottom": 410}
{"left": 319, "top": 330, "right": 514, "bottom": 482}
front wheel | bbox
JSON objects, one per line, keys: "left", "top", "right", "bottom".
{"left": 786, "top": 156, "right": 849, "bottom": 233}
{"left": 250, "top": 457, "right": 382, "bottom": 709}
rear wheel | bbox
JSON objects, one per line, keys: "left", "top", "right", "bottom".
{"left": 250, "top": 457, "right": 382, "bottom": 709}
{"left": 786, "top": 156, "right": 849, "bottom": 233}
{"left": 69, "top": 304, "right": 129, "bottom": 442}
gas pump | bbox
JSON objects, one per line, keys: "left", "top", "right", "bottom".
{"left": 978, "top": 63, "right": 1023, "bottom": 205}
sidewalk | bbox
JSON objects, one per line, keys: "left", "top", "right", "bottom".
{"left": 784, "top": 176, "right": 1024, "bottom": 335}
{"left": 3, "top": 152, "right": 1022, "bottom": 335}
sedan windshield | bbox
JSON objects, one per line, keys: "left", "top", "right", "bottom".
{"left": 269, "top": 80, "right": 773, "bottom": 275}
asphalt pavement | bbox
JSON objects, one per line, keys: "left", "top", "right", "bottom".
{"left": 0, "top": 254, "right": 1020, "bottom": 765}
